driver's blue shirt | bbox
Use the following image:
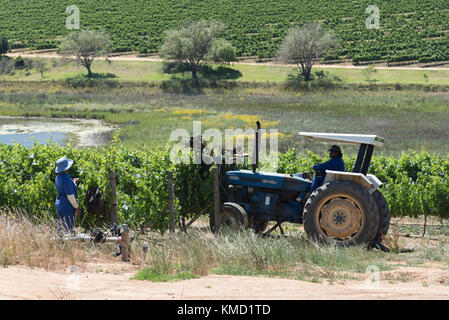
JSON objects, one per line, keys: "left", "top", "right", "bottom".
{"left": 311, "top": 157, "right": 345, "bottom": 191}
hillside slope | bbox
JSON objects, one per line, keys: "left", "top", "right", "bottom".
{"left": 1, "top": 0, "right": 448, "bottom": 62}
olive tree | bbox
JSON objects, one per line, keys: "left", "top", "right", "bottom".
{"left": 59, "top": 29, "right": 112, "bottom": 77}
{"left": 159, "top": 20, "right": 236, "bottom": 80}
{"left": 33, "top": 60, "right": 49, "bottom": 78}
{"left": 0, "top": 37, "right": 9, "bottom": 58}
{"left": 278, "top": 22, "right": 337, "bottom": 81}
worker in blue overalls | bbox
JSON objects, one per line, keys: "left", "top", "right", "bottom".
{"left": 311, "top": 145, "right": 345, "bottom": 192}
{"left": 55, "top": 157, "right": 81, "bottom": 235}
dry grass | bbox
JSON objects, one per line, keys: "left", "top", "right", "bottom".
{"left": 0, "top": 211, "right": 394, "bottom": 281}
{"left": 382, "top": 219, "right": 401, "bottom": 254}
{"left": 0, "top": 209, "right": 115, "bottom": 270}
{"left": 48, "top": 285, "right": 75, "bottom": 300}
{"left": 3, "top": 211, "right": 448, "bottom": 282}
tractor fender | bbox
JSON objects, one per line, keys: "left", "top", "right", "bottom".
{"left": 324, "top": 170, "right": 382, "bottom": 195}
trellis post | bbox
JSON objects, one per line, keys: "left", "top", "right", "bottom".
{"left": 109, "top": 172, "right": 118, "bottom": 225}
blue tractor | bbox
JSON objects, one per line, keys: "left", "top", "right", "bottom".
{"left": 215, "top": 122, "right": 390, "bottom": 248}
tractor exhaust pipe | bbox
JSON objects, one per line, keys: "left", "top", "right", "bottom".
{"left": 252, "top": 121, "right": 261, "bottom": 173}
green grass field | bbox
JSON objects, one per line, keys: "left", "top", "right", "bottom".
{"left": 1, "top": 77, "right": 449, "bottom": 154}
{"left": 3, "top": 58, "right": 449, "bottom": 85}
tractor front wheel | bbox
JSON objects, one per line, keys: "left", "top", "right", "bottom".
{"left": 303, "top": 181, "right": 380, "bottom": 246}
{"left": 216, "top": 202, "right": 249, "bottom": 232}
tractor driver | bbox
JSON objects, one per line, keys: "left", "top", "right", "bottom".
{"left": 310, "top": 145, "right": 345, "bottom": 192}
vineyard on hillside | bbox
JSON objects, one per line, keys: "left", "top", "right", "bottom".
{"left": 1, "top": 0, "right": 449, "bottom": 62}
{"left": 1, "top": 141, "right": 449, "bottom": 233}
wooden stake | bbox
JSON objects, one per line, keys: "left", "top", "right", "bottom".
{"left": 212, "top": 166, "right": 220, "bottom": 233}
{"left": 109, "top": 172, "right": 118, "bottom": 225}
{"left": 168, "top": 171, "right": 175, "bottom": 233}
{"left": 422, "top": 213, "right": 427, "bottom": 237}
{"left": 120, "top": 224, "right": 130, "bottom": 262}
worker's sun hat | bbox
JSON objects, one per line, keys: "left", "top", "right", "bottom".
{"left": 55, "top": 157, "right": 74, "bottom": 174}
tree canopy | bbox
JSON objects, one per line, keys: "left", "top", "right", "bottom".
{"left": 278, "top": 22, "right": 337, "bottom": 81}
{"left": 0, "top": 37, "right": 9, "bottom": 57}
{"left": 59, "top": 29, "right": 112, "bottom": 77}
{"left": 159, "top": 20, "right": 236, "bottom": 80}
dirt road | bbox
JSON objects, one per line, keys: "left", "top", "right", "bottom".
{"left": 6, "top": 50, "right": 449, "bottom": 71}
{"left": 1, "top": 263, "right": 448, "bottom": 300}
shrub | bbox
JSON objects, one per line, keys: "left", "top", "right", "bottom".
{"left": 14, "top": 56, "right": 25, "bottom": 69}
{"left": 0, "top": 57, "right": 15, "bottom": 75}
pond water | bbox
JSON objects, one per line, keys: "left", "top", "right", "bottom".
{"left": 0, "top": 117, "right": 117, "bottom": 148}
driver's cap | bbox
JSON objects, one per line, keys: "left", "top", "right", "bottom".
{"left": 328, "top": 145, "right": 341, "bottom": 153}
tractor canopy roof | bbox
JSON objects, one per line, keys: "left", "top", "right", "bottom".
{"left": 299, "top": 132, "right": 384, "bottom": 147}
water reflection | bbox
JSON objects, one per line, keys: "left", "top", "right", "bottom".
{"left": 0, "top": 117, "right": 116, "bottom": 147}
{"left": 0, "top": 131, "right": 67, "bottom": 147}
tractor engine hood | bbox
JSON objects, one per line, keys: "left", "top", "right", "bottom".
{"left": 226, "top": 170, "right": 311, "bottom": 192}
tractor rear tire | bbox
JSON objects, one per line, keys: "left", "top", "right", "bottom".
{"left": 216, "top": 202, "right": 249, "bottom": 232}
{"left": 249, "top": 216, "right": 268, "bottom": 234}
{"left": 303, "top": 180, "right": 380, "bottom": 246}
{"left": 372, "top": 190, "right": 391, "bottom": 243}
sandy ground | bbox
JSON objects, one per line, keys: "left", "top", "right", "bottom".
{"left": 0, "top": 262, "right": 448, "bottom": 300}
{"left": 6, "top": 50, "right": 449, "bottom": 71}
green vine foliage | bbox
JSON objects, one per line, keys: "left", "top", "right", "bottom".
{"left": 0, "top": 141, "right": 175, "bottom": 232}
{"left": 2, "top": 143, "right": 449, "bottom": 234}
{"left": 174, "top": 151, "right": 214, "bottom": 223}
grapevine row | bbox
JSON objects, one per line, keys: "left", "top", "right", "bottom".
{"left": 1, "top": 0, "right": 449, "bottom": 62}
{"left": 1, "top": 142, "right": 449, "bottom": 233}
